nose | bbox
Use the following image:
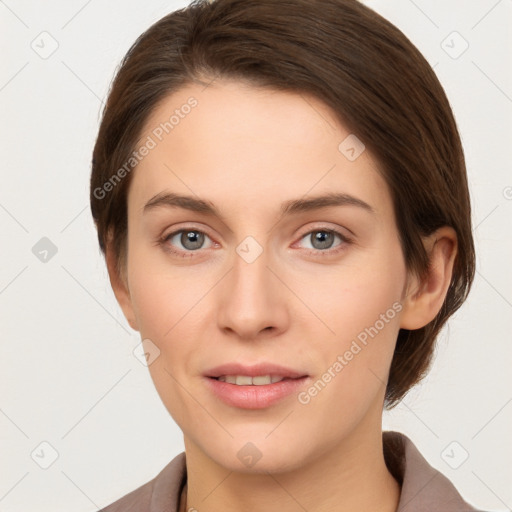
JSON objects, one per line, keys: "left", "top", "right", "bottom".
{"left": 216, "top": 243, "right": 289, "bottom": 341}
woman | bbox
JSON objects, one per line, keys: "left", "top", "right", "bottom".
{"left": 90, "top": 0, "right": 486, "bottom": 510}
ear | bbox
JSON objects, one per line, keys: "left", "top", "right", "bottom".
{"left": 400, "top": 226, "right": 458, "bottom": 330}
{"left": 105, "top": 243, "right": 139, "bottom": 332}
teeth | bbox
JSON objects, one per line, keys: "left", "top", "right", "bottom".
{"left": 216, "top": 375, "right": 286, "bottom": 385}
{"left": 235, "top": 375, "right": 252, "bottom": 385}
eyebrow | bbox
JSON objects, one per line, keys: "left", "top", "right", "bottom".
{"left": 143, "top": 191, "right": 375, "bottom": 220}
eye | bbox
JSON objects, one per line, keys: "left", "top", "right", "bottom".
{"left": 296, "top": 228, "right": 352, "bottom": 255}
{"left": 161, "top": 228, "right": 215, "bottom": 256}
{"left": 159, "top": 226, "right": 352, "bottom": 258}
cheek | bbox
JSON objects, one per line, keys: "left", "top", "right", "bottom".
{"left": 126, "top": 251, "right": 205, "bottom": 426}
{"left": 300, "top": 242, "right": 406, "bottom": 401}
{"left": 125, "top": 244, "right": 212, "bottom": 382}
{"left": 126, "top": 241, "right": 205, "bottom": 339}
{"left": 129, "top": 274, "right": 178, "bottom": 338}
{"left": 304, "top": 247, "right": 405, "bottom": 345}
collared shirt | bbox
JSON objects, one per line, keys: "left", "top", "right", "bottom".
{"left": 99, "top": 431, "right": 487, "bottom": 511}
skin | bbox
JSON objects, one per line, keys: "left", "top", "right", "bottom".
{"left": 107, "top": 79, "right": 457, "bottom": 512}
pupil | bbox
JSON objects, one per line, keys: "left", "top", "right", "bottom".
{"left": 183, "top": 231, "right": 203, "bottom": 250}
{"left": 313, "top": 231, "right": 333, "bottom": 249}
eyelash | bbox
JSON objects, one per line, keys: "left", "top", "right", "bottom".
{"left": 158, "top": 226, "right": 353, "bottom": 258}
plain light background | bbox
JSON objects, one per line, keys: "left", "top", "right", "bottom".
{"left": 1, "top": 1, "right": 511, "bottom": 511}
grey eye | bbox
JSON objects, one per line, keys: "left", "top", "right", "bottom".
{"left": 302, "top": 230, "right": 340, "bottom": 251}
{"left": 168, "top": 230, "right": 208, "bottom": 251}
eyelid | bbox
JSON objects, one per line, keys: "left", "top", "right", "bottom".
{"left": 292, "top": 225, "right": 353, "bottom": 255}
{"left": 161, "top": 223, "right": 214, "bottom": 240}
{"left": 295, "top": 222, "right": 353, "bottom": 240}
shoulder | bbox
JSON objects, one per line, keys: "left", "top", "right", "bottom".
{"left": 384, "top": 431, "right": 491, "bottom": 512}
{"left": 98, "top": 452, "right": 187, "bottom": 512}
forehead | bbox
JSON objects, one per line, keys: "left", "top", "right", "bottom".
{"left": 128, "top": 79, "right": 392, "bottom": 221}
{"left": 138, "top": 79, "right": 343, "bottom": 170}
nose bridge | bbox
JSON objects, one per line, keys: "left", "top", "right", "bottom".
{"left": 216, "top": 236, "right": 287, "bottom": 338}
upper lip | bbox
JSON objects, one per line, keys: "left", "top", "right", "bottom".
{"left": 205, "top": 362, "right": 308, "bottom": 379}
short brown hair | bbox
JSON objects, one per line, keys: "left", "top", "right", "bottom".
{"left": 90, "top": 0, "right": 475, "bottom": 408}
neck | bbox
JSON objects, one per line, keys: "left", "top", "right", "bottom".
{"left": 181, "top": 423, "right": 401, "bottom": 512}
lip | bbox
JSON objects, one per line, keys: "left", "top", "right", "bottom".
{"left": 203, "top": 362, "right": 310, "bottom": 410}
{"left": 204, "top": 374, "right": 310, "bottom": 409}
{"left": 204, "top": 362, "right": 308, "bottom": 379}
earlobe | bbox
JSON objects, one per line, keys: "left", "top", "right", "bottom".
{"left": 105, "top": 244, "right": 139, "bottom": 332}
{"left": 399, "top": 227, "right": 458, "bottom": 330}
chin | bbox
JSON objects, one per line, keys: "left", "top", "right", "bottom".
{"left": 220, "top": 450, "right": 306, "bottom": 475}
{"left": 196, "top": 433, "right": 311, "bottom": 475}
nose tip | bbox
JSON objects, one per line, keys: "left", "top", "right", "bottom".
{"left": 216, "top": 247, "right": 288, "bottom": 340}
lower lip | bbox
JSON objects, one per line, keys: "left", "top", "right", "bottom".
{"left": 204, "top": 376, "right": 310, "bottom": 409}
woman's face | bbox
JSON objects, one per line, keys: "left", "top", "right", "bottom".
{"left": 117, "top": 79, "right": 411, "bottom": 472}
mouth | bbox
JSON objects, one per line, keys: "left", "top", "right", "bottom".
{"left": 205, "top": 362, "right": 308, "bottom": 381}
{"left": 203, "top": 364, "right": 310, "bottom": 409}
{"left": 209, "top": 375, "right": 304, "bottom": 385}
